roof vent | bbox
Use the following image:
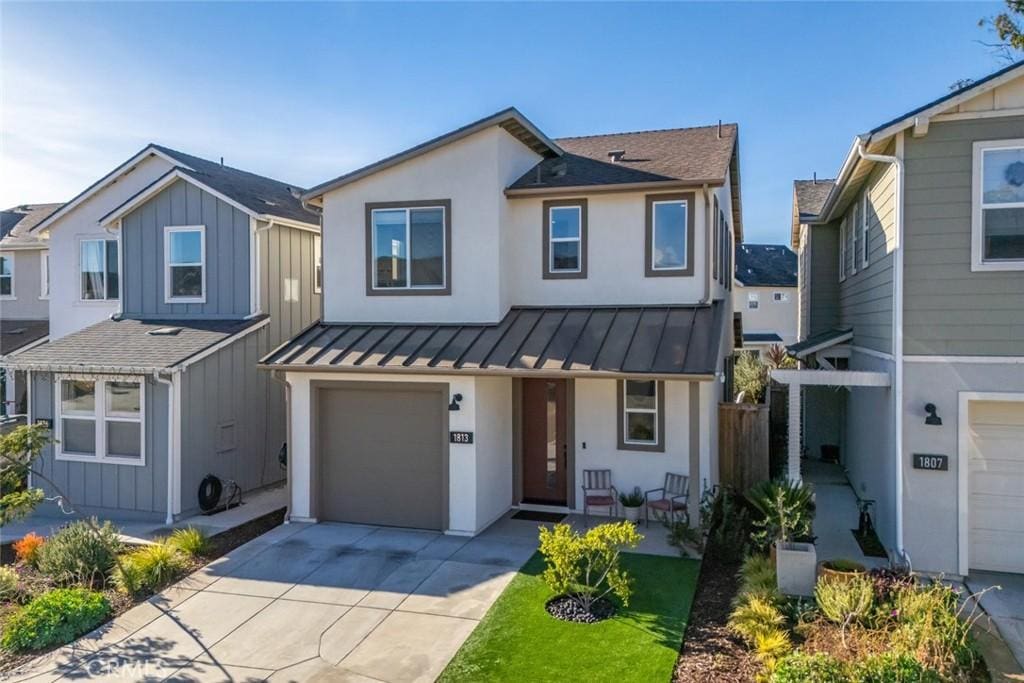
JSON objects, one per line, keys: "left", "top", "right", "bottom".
{"left": 289, "top": 187, "right": 302, "bottom": 199}
{"left": 148, "top": 326, "right": 182, "bottom": 336}
{"left": 550, "top": 162, "right": 568, "bottom": 178}
{"left": 607, "top": 150, "right": 625, "bottom": 163}
{"left": 5, "top": 327, "right": 26, "bottom": 335}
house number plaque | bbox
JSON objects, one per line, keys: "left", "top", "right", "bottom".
{"left": 450, "top": 431, "right": 474, "bottom": 444}
{"left": 912, "top": 453, "right": 948, "bottom": 471}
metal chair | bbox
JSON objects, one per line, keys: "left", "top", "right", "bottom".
{"left": 581, "top": 469, "right": 618, "bottom": 526}
{"left": 645, "top": 473, "right": 689, "bottom": 527}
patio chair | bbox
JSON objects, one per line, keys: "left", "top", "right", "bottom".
{"left": 581, "top": 469, "right": 618, "bottom": 526}
{"left": 645, "top": 473, "right": 689, "bottom": 528}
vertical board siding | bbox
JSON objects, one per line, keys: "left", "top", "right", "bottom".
{"left": 259, "top": 223, "right": 321, "bottom": 348}
{"left": 122, "top": 179, "right": 250, "bottom": 319}
{"left": 32, "top": 373, "right": 168, "bottom": 519}
{"left": 178, "top": 326, "right": 285, "bottom": 516}
{"left": 837, "top": 158, "right": 897, "bottom": 354}
{"left": 809, "top": 223, "right": 840, "bottom": 335}
{"left": 903, "top": 116, "right": 1024, "bottom": 356}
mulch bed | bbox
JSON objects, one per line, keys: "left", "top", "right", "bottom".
{"left": 673, "top": 546, "right": 759, "bottom": 682}
{"left": 0, "top": 507, "right": 286, "bottom": 673}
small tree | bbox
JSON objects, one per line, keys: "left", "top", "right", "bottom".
{"left": 538, "top": 522, "right": 642, "bottom": 614}
{"left": 979, "top": 0, "right": 1024, "bottom": 60}
{"left": 734, "top": 352, "right": 768, "bottom": 403}
{"left": 1, "top": 423, "right": 54, "bottom": 524}
{"left": 745, "top": 479, "right": 815, "bottom": 552}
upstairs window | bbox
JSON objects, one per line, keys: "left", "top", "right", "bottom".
{"left": 850, "top": 199, "right": 860, "bottom": 276}
{"left": 645, "top": 192, "right": 694, "bottom": 277}
{"left": 164, "top": 226, "right": 206, "bottom": 303}
{"left": 861, "top": 194, "right": 871, "bottom": 269}
{"left": 56, "top": 377, "right": 144, "bottom": 465}
{"left": 368, "top": 200, "right": 450, "bottom": 295}
{"left": 40, "top": 251, "right": 49, "bottom": 299}
{"left": 80, "top": 238, "right": 119, "bottom": 301}
{"left": 618, "top": 379, "right": 665, "bottom": 452}
{"left": 838, "top": 218, "right": 848, "bottom": 282}
{"left": 748, "top": 292, "right": 760, "bottom": 309}
{"left": 773, "top": 291, "right": 789, "bottom": 302}
{"left": 542, "top": 199, "right": 587, "bottom": 279}
{"left": 973, "top": 140, "right": 1024, "bottom": 270}
{"left": 0, "top": 254, "right": 12, "bottom": 298}
{"left": 314, "top": 235, "right": 323, "bottom": 293}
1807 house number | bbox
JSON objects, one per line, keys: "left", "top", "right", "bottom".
{"left": 913, "top": 454, "right": 948, "bottom": 471}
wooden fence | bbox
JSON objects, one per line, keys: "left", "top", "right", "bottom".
{"left": 718, "top": 402, "right": 770, "bottom": 492}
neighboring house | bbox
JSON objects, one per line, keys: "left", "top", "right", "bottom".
{"left": 0, "top": 203, "right": 61, "bottom": 416}
{"left": 781, "top": 60, "right": 1024, "bottom": 578}
{"left": 733, "top": 243, "right": 798, "bottom": 356}
{"left": 262, "top": 108, "right": 741, "bottom": 536}
{"left": 3, "top": 145, "right": 321, "bottom": 523}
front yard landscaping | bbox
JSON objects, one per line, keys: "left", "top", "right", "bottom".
{"left": 439, "top": 550, "right": 700, "bottom": 682}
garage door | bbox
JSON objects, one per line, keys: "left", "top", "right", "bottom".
{"left": 968, "top": 400, "right": 1024, "bottom": 573}
{"left": 317, "top": 384, "right": 446, "bottom": 530}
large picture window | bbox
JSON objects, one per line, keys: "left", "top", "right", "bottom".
{"left": 542, "top": 199, "right": 587, "bottom": 279}
{"left": 973, "top": 140, "right": 1024, "bottom": 270}
{"left": 645, "top": 192, "right": 694, "bottom": 277}
{"left": 56, "top": 377, "right": 144, "bottom": 465}
{"left": 367, "top": 200, "right": 451, "bottom": 295}
{"left": 80, "top": 239, "right": 119, "bottom": 300}
{"left": 164, "top": 226, "right": 206, "bottom": 302}
{"left": 617, "top": 380, "right": 665, "bottom": 452}
{"left": 0, "top": 254, "right": 13, "bottom": 298}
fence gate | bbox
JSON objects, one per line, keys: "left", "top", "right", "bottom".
{"left": 718, "top": 402, "right": 770, "bottom": 492}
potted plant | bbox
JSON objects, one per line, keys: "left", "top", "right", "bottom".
{"left": 618, "top": 487, "right": 644, "bottom": 523}
{"left": 747, "top": 479, "right": 817, "bottom": 597}
{"left": 817, "top": 558, "right": 867, "bottom": 582}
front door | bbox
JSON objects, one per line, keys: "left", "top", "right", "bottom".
{"left": 521, "top": 379, "right": 568, "bottom": 505}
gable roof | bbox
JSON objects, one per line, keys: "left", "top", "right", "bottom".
{"left": 790, "top": 178, "right": 835, "bottom": 247}
{"left": 787, "top": 327, "right": 853, "bottom": 359}
{"left": 302, "top": 107, "right": 563, "bottom": 202}
{"left": 0, "top": 320, "right": 49, "bottom": 357}
{"left": 1, "top": 204, "right": 62, "bottom": 246}
{"left": 33, "top": 145, "right": 316, "bottom": 234}
{"left": 734, "top": 243, "right": 797, "bottom": 287}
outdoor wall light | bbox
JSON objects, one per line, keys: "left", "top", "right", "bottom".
{"left": 924, "top": 403, "right": 942, "bottom": 426}
{"left": 448, "top": 393, "right": 463, "bottom": 411}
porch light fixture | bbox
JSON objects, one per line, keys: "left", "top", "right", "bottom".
{"left": 448, "top": 393, "right": 463, "bottom": 411}
{"left": 924, "top": 403, "right": 942, "bottom": 426}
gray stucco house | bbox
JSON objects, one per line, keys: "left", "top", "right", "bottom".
{"left": 782, "top": 59, "right": 1024, "bottom": 578}
{"left": 4, "top": 146, "right": 321, "bottom": 523}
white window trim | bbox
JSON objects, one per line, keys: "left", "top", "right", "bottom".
{"left": 54, "top": 376, "right": 146, "bottom": 466}
{"left": 39, "top": 251, "right": 49, "bottom": 300}
{"left": 860, "top": 194, "right": 870, "bottom": 269}
{"left": 971, "top": 139, "right": 1024, "bottom": 271}
{"left": 651, "top": 199, "right": 688, "bottom": 272}
{"left": 78, "top": 237, "right": 119, "bottom": 302}
{"left": 548, "top": 205, "right": 583, "bottom": 274}
{"left": 838, "top": 218, "right": 847, "bottom": 282}
{"left": 622, "top": 381, "right": 659, "bottom": 446}
{"left": 371, "top": 205, "right": 448, "bottom": 290}
{"left": 0, "top": 252, "right": 14, "bottom": 300}
{"left": 849, "top": 200, "right": 858, "bottom": 276}
{"left": 164, "top": 225, "right": 207, "bottom": 304}
{"left": 313, "top": 235, "right": 323, "bottom": 294}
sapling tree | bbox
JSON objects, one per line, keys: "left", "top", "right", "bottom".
{"left": 538, "top": 522, "right": 642, "bottom": 614}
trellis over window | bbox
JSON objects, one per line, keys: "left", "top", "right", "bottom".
{"left": 972, "top": 139, "right": 1024, "bottom": 271}
{"left": 55, "top": 376, "right": 145, "bottom": 466}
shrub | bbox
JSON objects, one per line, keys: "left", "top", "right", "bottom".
{"left": 167, "top": 527, "right": 210, "bottom": 557}
{"left": 770, "top": 653, "right": 849, "bottom": 682}
{"left": 855, "top": 652, "right": 940, "bottom": 682}
{"left": 112, "top": 542, "right": 187, "bottom": 596}
{"left": 746, "top": 479, "right": 815, "bottom": 552}
{"left": 892, "top": 582, "right": 978, "bottom": 676}
{"left": 738, "top": 553, "right": 778, "bottom": 601}
{"left": 728, "top": 594, "right": 785, "bottom": 646}
{"left": 0, "top": 566, "right": 20, "bottom": 602}
{"left": 753, "top": 628, "right": 792, "bottom": 669}
{"left": 704, "top": 486, "right": 751, "bottom": 562}
{"left": 1, "top": 588, "right": 109, "bottom": 652}
{"left": 816, "top": 575, "right": 875, "bottom": 627}
{"left": 37, "top": 519, "right": 121, "bottom": 587}
{"left": 734, "top": 352, "right": 768, "bottom": 403}
{"left": 537, "top": 521, "right": 642, "bottom": 613}
{"left": 13, "top": 532, "right": 45, "bottom": 567}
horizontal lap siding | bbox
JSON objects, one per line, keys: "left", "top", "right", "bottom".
{"left": 258, "top": 223, "right": 321, "bottom": 349}
{"left": 31, "top": 372, "right": 168, "bottom": 519}
{"left": 122, "top": 179, "right": 250, "bottom": 319}
{"left": 903, "top": 117, "right": 1024, "bottom": 356}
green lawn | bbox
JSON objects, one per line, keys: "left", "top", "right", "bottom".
{"left": 439, "top": 552, "right": 700, "bottom": 683}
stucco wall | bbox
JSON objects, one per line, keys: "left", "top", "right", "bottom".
{"left": 734, "top": 284, "right": 798, "bottom": 346}
{"left": 0, "top": 247, "right": 48, "bottom": 319}
{"left": 473, "top": 376, "right": 514, "bottom": 530}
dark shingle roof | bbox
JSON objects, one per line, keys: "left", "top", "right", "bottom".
{"left": 5, "top": 317, "right": 266, "bottom": 372}
{"left": 1, "top": 204, "right": 62, "bottom": 242}
{"left": 0, "top": 320, "right": 49, "bottom": 356}
{"left": 793, "top": 179, "right": 834, "bottom": 222}
{"left": 743, "top": 332, "right": 783, "bottom": 344}
{"left": 509, "top": 124, "right": 738, "bottom": 191}
{"left": 735, "top": 244, "right": 798, "bottom": 287}
{"left": 262, "top": 304, "right": 726, "bottom": 378}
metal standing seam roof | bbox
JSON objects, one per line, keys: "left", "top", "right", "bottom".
{"left": 743, "top": 333, "right": 783, "bottom": 344}
{"left": 3, "top": 317, "right": 267, "bottom": 373}
{"left": 261, "top": 304, "right": 726, "bottom": 378}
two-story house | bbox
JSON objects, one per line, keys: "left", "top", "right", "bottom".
{"left": 1, "top": 204, "right": 60, "bottom": 416}
{"left": 262, "top": 108, "right": 741, "bottom": 536}
{"left": 733, "top": 243, "right": 798, "bottom": 356}
{"left": 5, "top": 145, "right": 321, "bottom": 524}
{"left": 782, "top": 60, "right": 1024, "bottom": 578}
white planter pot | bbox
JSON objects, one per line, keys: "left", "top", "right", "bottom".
{"left": 622, "top": 506, "right": 642, "bottom": 523}
{"left": 775, "top": 541, "right": 817, "bottom": 597}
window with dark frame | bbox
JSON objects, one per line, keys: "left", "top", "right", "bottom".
{"left": 617, "top": 379, "right": 665, "bottom": 452}
{"left": 367, "top": 200, "right": 451, "bottom": 294}
{"left": 542, "top": 199, "right": 587, "bottom": 279}
{"left": 645, "top": 193, "right": 694, "bottom": 277}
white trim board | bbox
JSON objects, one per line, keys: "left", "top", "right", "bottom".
{"left": 850, "top": 345, "right": 894, "bottom": 362}
{"left": 771, "top": 369, "right": 891, "bottom": 387}
{"left": 905, "top": 355, "right": 1024, "bottom": 364}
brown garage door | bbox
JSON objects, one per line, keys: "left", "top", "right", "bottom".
{"left": 317, "top": 383, "right": 447, "bottom": 530}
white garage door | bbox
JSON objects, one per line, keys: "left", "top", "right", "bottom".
{"left": 968, "top": 400, "right": 1024, "bottom": 573}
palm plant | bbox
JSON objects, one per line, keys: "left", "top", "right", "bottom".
{"left": 745, "top": 479, "right": 815, "bottom": 552}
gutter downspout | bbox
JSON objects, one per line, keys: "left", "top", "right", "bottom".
{"left": 269, "top": 369, "right": 293, "bottom": 523}
{"left": 105, "top": 219, "right": 124, "bottom": 320}
{"left": 154, "top": 371, "right": 175, "bottom": 525}
{"left": 856, "top": 135, "right": 906, "bottom": 564}
{"left": 700, "top": 184, "right": 711, "bottom": 304}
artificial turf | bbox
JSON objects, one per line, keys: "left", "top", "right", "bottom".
{"left": 438, "top": 551, "right": 700, "bottom": 683}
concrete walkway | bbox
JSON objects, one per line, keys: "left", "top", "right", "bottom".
{"left": 966, "top": 571, "right": 1024, "bottom": 673}
{"left": 804, "top": 460, "right": 886, "bottom": 569}
{"left": 9, "top": 520, "right": 539, "bottom": 682}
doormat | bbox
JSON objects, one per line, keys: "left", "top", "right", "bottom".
{"left": 851, "top": 528, "right": 888, "bottom": 558}
{"left": 512, "top": 510, "right": 566, "bottom": 523}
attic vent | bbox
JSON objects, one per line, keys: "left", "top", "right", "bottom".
{"left": 607, "top": 150, "right": 625, "bottom": 163}
{"left": 148, "top": 327, "right": 182, "bottom": 336}
{"left": 550, "top": 162, "right": 568, "bottom": 178}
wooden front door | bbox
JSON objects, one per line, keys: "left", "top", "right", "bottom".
{"left": 521, "top": 379, "right": 568, "bottom": 505}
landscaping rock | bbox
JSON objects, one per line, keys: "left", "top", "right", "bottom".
{"left": 545, "top": 594, "right": 615, "bottom": 623}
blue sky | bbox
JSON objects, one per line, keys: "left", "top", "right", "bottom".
{"left": 0, "top": 1, "right": 1012, "bottom": 244}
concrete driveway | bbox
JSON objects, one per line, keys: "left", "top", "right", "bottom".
{"left": 11, "top": 521, "right": 539, "bottom": 682}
